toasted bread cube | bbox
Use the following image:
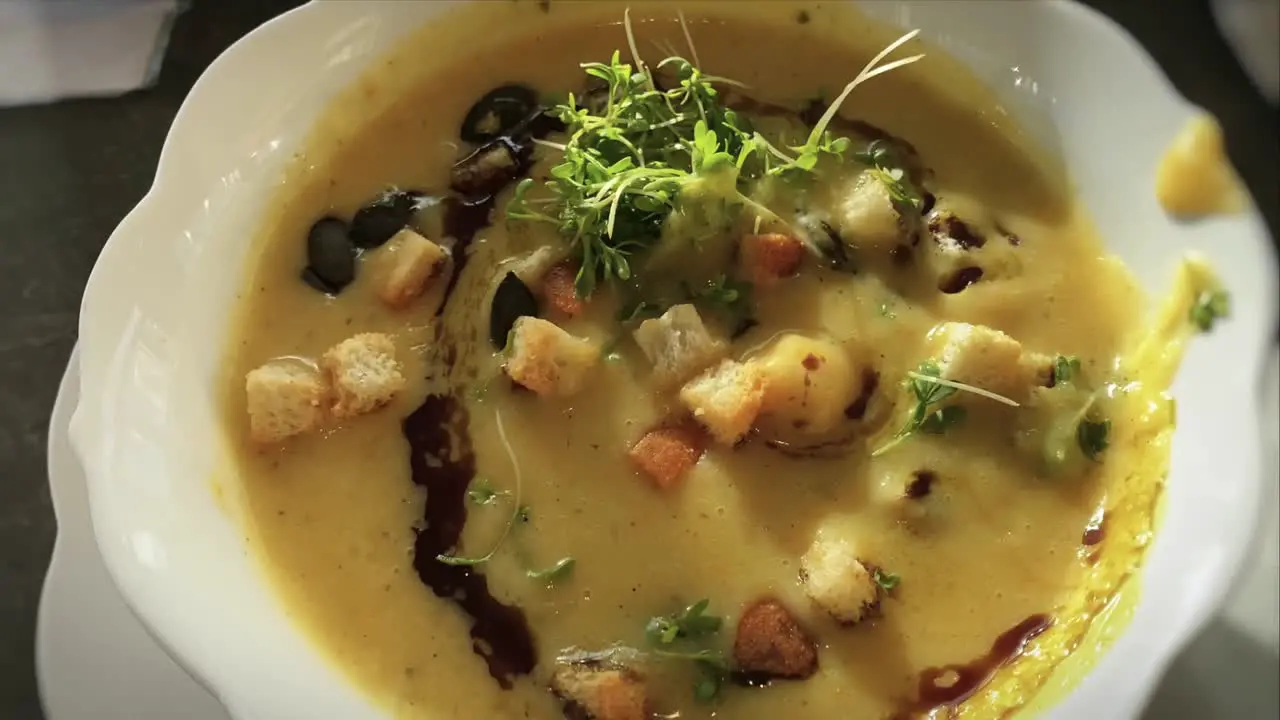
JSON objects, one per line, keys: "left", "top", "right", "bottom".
{"left": 632, "top": 304, "right": 727, "bottom": 388}
{"left": 755, "top": 334, "right": 859, "bottom": 436}
{"left": 740, "top": 233, "right": 804, "bottom": 286}
{"left": 321, "top": 333, "right": 405, "bottom": 419}
{"left": 542, "top": 261, "right": 585, "bottom": 317}
{"left": 550, "top": 662, "right": 648, "bottom": 720}
{"left": 800, "top": 522, "right": 880, "bottom": 625}
{"left": 927, "top": 322, "right": 1032, "bottom": 400}
{"left": 679, "top": 360, "right": 765, "bottom": 445}
{"left": 374, "top": 228, "right": 449, "bottom": 310}
{"left": 505, "top": 316, "right": 598, "bottom": 396}
{"left": 835, "top": 172, "right": 905, "bottom": 254}
{"left": 628, "top": 425, "right": 707, "bottom": 489}
{"left": 245, "top": 361, "right": 327, "bottom": 443}
{"left": 733, "top": 598, "right": 818, "bottom": 679}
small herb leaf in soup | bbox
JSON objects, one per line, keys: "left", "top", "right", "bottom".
{"left": 1053, "top": 355, "right": 1083, "bottom": 385}
{"left": 645, "top": 598, "right": 724, "bottom": 646}
{"left": 1189, "top": 288, "right": 1230, "bottom": 332}
{"left": 873, "top": 568, "right": 901, "bottom": 592}
{"left": 1076, "top": 418, "right": 1111, "bottom": 461}
{"left": 526, "top": 557, "right": 575, "bottom": 586}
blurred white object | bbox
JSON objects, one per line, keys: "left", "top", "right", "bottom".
{"left": 0, "top": 0, "right": 183, "bottom": 107}
{"left": 1213, "top": 0, "right": 1280, "bottom": 101}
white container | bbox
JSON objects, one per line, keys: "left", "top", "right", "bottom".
{"left": 69, "top": 2, "right": 1279, "bottom": 719}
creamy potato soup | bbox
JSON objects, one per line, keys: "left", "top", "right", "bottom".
{"left": 219, "top": 3, "right": 1227, "bottom": 718}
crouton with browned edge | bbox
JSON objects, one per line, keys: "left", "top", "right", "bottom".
{"left": 245, "top": 360, "right": 327, "bottom": 443}
{"left": 373, "top": 228, "right": 449, "bottom": 310}
{"left": 800, "top": 523, "right": 880, "bottom": 625}
{"left": 505, "top": 316, "right": 598, "bottom": 396}
{"left": 733, "top": 598, "right": 818, "bottom": 679}
{"left": 550, "top": 659, "right": 649, "bottom": 720}
{"left": 628, "top": 425, "right": 707, "bottom": 489}
{"left": 542, "top": 260, "right": 586, "bottom": 317}
{"left": 740, "top": 233, "right": 804, "bottom": 286}
{"left": 679, "top": 359, "right": 765, "bottom": 445}
{"left": 321, "top": 333, "right": 405, "bottom": 419}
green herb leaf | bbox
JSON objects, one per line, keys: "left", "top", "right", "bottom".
{"left": 1053, "top": 355, "right": 1082, "bottom": 385}
{"left": 1189, "top": 289, "right": 1230, "bottom": 332}
{"left": 879, "top": 302, "right": 897, "bottom": 319}
{"left": 873, "top": 568, "right": 901, "bottom": 592}
{"left": 691, "top": 275, "right": 755, "bottom": 336}
{"left": 919, "top": 404, "right": 966, "bottom": 434}
{"left": 645, "top": 598, "right": 724, "bottom": 646}
{"left": 467, "top": 478, "right": 509, "bottom": 506}
{"left": 526, "top": 557, "right": 575, "bottom": 585}
{"left": 1077, "top": 418, "right": 1111, "bottom": 461}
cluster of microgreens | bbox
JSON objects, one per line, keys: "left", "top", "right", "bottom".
{"left": 507, "top": 9, "right": 923, "bottom": 297}
{"left": 871, "top": 360, "right": 1020, "bottom": 457}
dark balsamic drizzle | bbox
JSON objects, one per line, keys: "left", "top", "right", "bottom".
{"left": 895, "top": 614, "right": 1051, "bottom": 716}
{"left": 397, "top": 100, "right": 567, "bottom": 686}
{"left": 403, "top": 395, "right": 537, "bottom": 687}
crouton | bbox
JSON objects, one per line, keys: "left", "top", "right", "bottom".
{"left": 835, "top": 172, "right": 905, "bottom": 253}
{"left": 550, "top": 660, "right": 648, "bottom": 720}
{"left": 679, "top": 359, "right": 765, "bottom": 445}
{"left": 755, "top": 334, "right": 859, "bottom": 436}
{"left": 628, "top": 424, "right": 707, "bottom": 489}
{"left": 740, "top": 233, "right": 804, "bottom": 286}
{"left": 505, "top": 316, "right": 598, "bottom": 396}
{"left": 373, "top": 228, "right": 449, "bottom": 310}
{"left": 927, "top": 322, "right": 1034, "bottom": 400}
{"left": 321, "top": 333, "right": 405, "bottom": 419}
{"left": 542, "top": 261, "right": 585, "bottom": 317}
{"left": 799, "top": 524, "right": 880, "bottom": 624}
{"left": 244, "top": 360, "right": 327, "bottom": 443}
{"left": 633, "top": 304, "right": 727, "bottom": 388}
{"left": 733, "top": 598, "right": 818, "bottom": 679}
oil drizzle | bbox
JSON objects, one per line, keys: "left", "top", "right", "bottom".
{"left": 403, "top": 394, "right": 537, "bottom": 687}
{"left": 898, "top": 613, "right": 1051, "bottom": 715}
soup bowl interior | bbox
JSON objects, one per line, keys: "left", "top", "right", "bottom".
{"left": 70, "top": 1, "right": 1277, "bottom": 718}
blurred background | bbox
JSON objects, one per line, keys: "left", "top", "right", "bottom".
{"left": 0, "top": 1, "right": 1274, "bottom": 719}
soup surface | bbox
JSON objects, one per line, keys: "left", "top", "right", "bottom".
{"left": 220, "top": 3, "right": 1221, "bottom": 718}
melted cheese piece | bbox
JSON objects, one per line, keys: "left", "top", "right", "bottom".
{"left": 1155, "top": 113, "right": 1247, "bottom": 219}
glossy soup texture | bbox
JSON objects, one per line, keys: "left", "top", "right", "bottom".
{"left": 219, "top": 3, "right": 1172, "bottom": 718}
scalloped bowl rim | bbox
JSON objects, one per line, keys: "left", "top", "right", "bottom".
{"left": 68, "top": 1, "right": 1279, "bottom": 718}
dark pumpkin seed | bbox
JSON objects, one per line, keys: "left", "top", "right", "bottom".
{"left": 489, "top": 272, "right": 539, "bottom": 349}
{"left": 460, "top": 84, "right": 539, "bottom": 144}
{"left": 306, "top": 217, "right": 356, "bottom": 291}
{"left": 451, "top": 138, "right": 526, "bottom": 197}
{"left": 349, "top": 190, "right": 426, "bottom": 249}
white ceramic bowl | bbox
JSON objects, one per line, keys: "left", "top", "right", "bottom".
{"left": 70, "top": 1, "right": 1278, "bottom": 718}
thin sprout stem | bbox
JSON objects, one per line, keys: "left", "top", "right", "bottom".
{"left": 623, "top": 8, "right": 652, "bottom": 88}
{"left": 677, "top": 9, "right": 701, "bottom": 69}
{"left": 435, "top": 409, "right": 524, "bottom": 565}
{"left": 807, "top": 29, "right": 923, "bottom": 148}
{"left": 905, "top": 372, "right": 1021, "bottom": 407}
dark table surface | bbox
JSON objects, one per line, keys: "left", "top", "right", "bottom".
{"left": 0, "top": 1, "right": 1274, "bottom": 718}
